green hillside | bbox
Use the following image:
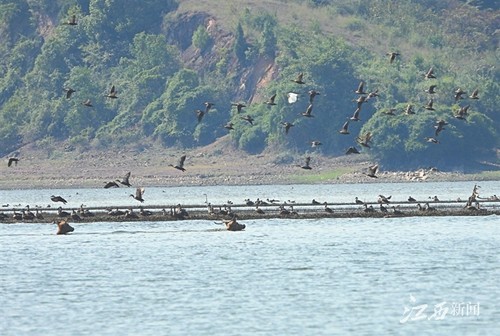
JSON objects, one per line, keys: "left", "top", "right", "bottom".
{"left": 0, "top": 0, "right": 498, "bottom": 171}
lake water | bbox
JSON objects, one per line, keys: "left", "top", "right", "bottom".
{"left": 1, "top": 182, "right": 499, "bottom": 335}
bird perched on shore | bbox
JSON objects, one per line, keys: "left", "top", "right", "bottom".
{"left": 7, "top": 157, "right": 19, "bottom": 167}
{"left": 169, "top": 155, "right": 186, "bottom": 172}
{"left": 51, "top": 195, "right": 68, "bottom": 204}
{"left": 130, "top": 188, "right": 145, "bottom": 203}
{"left": 54, "top": 219, "right": 74, "bottom": 235}
{"left": 298, "top": 156, "right": 312, "bottom": 170}
{"left": 118, "top": 172, "right": 132, "bottom": 187}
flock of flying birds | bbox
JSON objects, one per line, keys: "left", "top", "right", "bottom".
{"left": 4, "top": 15, "right": 483, "bottom": 202}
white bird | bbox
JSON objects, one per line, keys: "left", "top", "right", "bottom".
{"left": 287, "top": 92, "right": 299, "bottom": 104}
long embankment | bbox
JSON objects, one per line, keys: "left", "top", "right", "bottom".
{"left": 1, "top": 199, "right": 499, "bottom": 223}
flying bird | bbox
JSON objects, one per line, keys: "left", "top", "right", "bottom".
{"left": 204, "top": 102, "right": 215, "bottom": 113}
{"left": 308, "top": 90, "right": 320, "bottom": 104}
{"left": 82, "top": 99, "right": 93, "bottom": 107}
{"left": 387, "top": 52, "right": 400, "bottom": 63}
{"left": 298, "top": 156, "right": 312, "bottom": 170}
{"left": 365, "top": 164, "right": 379, "bottom": 178}
{"left": 310, "top": 141, "right": 322, "bottom": 148}
{"left": 404, "top": 104, "right": 415, "bottom": 115}
{"left": 434, "top": 120, "right": 448, "bottom": 136}
{"left": 301, "top": 104, "right": 314, "bottom": 118}
{"left": 424, "top": 137, "right": 439, "bottom": 144}
{"left": 51, "top": 195, "right": 68, "bottom": 204}
{"left": 104, "top": 181, "right": 119, "bottom": 188}
{"left": 292, "top": 73, "right": 305, "bottom": 84}
{"left": 118, "top": 172, "right": 132, "bottom": 187}
{"left": 64, "top": 88, "right": 76, "bottom": 99}
{"left": 424, "top": 85, "right": 437, "bottom": 94}
{"left": 169, "top": 155, "right": 186, "bottom": 172}
{"left": 424, "top": 98, "right": 435, "bottom": 111}
{"left": 354, "top": 95, "right": 367, "bottom": 109}
{"left": 357, "top": 132, "right": 373, "bottom": 148}
{"left": 266, "top": 94, "right": 277, "bottom": 105}
{"left": 130, "top": 188, "right": 145, "bottom": 203}
{"left": 383, "top": 108, "right": 397, "bottom": 116}
{"left": 350, "top": 107, "right": 361, "bottom": 121}
{"left": 469, "top": 89, "right": 479, "bottom": 99}
{"left": 454, "top": 105, "right": 470, "bottom": 120}
{"left": 7, "top": 157, "right": 19, "bottom": 167}
{"left": 240, "top": 115, "right": 254, "bottom": 125}
{"left": 345, "top": 146, "right": 360, "bottom": 155}
{"left": 63, "top": 15, "right": 77, "bottom": 26}
{"left": 231, "top": 102, "right": 246, "bottom": 113}
{"left": 354, "top": 81, "right": 366, "bottom": 94}
{"left": 454, "top": 88, "right": 466, "bottom": 101}
{"left": 366, "top": 89, "right": 379, "bottom": 100}
{"left": 339, "top": 120, "right": 350, "bottom": 135}
{"left": 281, "top": 122, "right": 294, "bottom": 134}
{"left": 223, "top": 122, "right": 234, "bottom": 130}
{"left": 195, "top": 109, "right": 205, "bottom": 123}
{"left": 106, "top": 85, "right": 118, "bottom": 99}
{"left": 424, "top": 67, "right": 436, "bottom": 79}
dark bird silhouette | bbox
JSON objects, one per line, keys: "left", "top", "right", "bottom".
{"left": 365, "top": 164, "right": 379, "bottom": 178}
{"left": 301, "top": 104, "right": 314, "bottom": 118}
{"left": 298, "top": 156, "right": 312, "bottom": 170}
{"left": 292, "top": 73, "right": 305, "bottom": 84}
{"left": 118, "top": 172, "right": 132, "bottom": 187}
{"left": 231, "top": 102, "right": 246, "bottom": 113}
{"left": 424, "top": 98, "right": 435, "bottom": 111}
{"left": 424, "top": 85, "right": 437, "bottom": 94}
{"left": 311, "top": 140, "right": 322, "bottom": 148}
{"left": 354, "top": 81, "right": 366, "bottom": 94}
{"left": 424, "top": 67, "right": 436, "bottom": 79}
{"left": 266, "top": 94, "right": 277, "bottom": 105}
{"left": 240, "top": 115, "right": 254, "bottom": 125}
{"left": 63, "top": 15, "right": 77, "bottom": 26}
{"left": 64, "top": 88, "right": 76, "bottom": 99}
{"left": 82, "top": 99, "right": 93, "bottom": 107}
{"left": 454, "top": 105, "right": 470, "bottom": 120}
{"left": 355, "top": 197, "right": 364, "bottom": 204}
{"left": 224, "top": 122, "right": 234, "bottom": 130}
{"left": 408, "top": 196, "right": 417, "bottom": 202}
{"left": 424, "top": 137, "right": 439, "bottom": 144}
{"left": 281, "top": 122, "right": 294, "bottom": 134}
{"left": 387, "top": 52, "right": 400, "bottom": 63}
{"left": 350, "top": 107, "right": 361, "bottom": 121}
{"left": 454, "top": 88, "right": 466, "bottom": 101}
{"left": 130, "top": 188, "right": 145, "bottom": 203}
{"left": 378, "top": 194, "right": 392, "bottom": 204}
{"left": 434, "top": 120, "right": 448, "bottom": 137}
{"left": 204, "top": 102, "right": 215, "bottom": 113}
{"left": 51, "top": 195, "right": 68, "bottom": 204}
{"left": 195, "top": 109, "right": 205, "bottom": 123}
{"left": 354, "top": 95, "right": 367, "bottom": 109}
{"left": 366, "top": 89, "right": 379, "bottom": 100}
{"left": 7, "top": 157, "right": 19, "bottom": 167}
{"left": 345, "top": 146, "right": 360, "bottom": 155}
{"left": 339, "top": 120, "right": 350, "bottom": 135}
{"left": 469, "top": 89, "right": 479, "bottom": 99}
{"left": 404, "top": 104, "right": 415, "bottom": 115}
{"left": 104, "top": 181, "right": 119, "bottom": 189}
{"left": 383, "top": 108, "right": 397, "bottom": 116}
{"left": 169, "top": 155, "right": 186, "bottom": 172}
{"left": 106, "top": 85, "right": 118, "bottom": 99}
{"left": 308, "top": 90, "right": 320, "bottom": 104}
{"left": 55, "top": 219, "right": 74, "bottom": 235}
{"left": 357, "top": 132, "right": 373, "bottom": 148}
